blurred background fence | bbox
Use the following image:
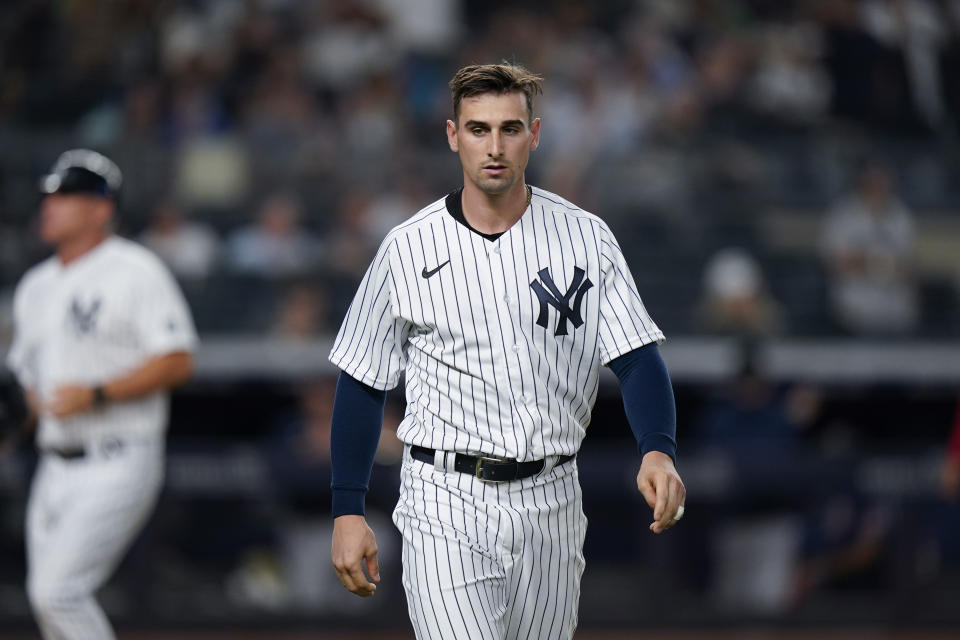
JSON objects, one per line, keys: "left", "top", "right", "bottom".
{"left": 2, "top": 0, "right": 960, "bottom": 636}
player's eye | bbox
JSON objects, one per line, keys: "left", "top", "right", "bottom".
{"left": 471, "top": 128, "right": 485, "bottom": 135}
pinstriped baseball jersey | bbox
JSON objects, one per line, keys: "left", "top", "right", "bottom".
{"left": 6, "top": 236, "right": 197, "bottom": 449}
{"left": 329, "top": 186, "right": 663, "bottom": 461}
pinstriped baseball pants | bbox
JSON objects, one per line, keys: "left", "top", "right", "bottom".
{"left": 393, "top": 446, "right": 587, "bottom": 640}
{"left": 26, "top": 442, "right": 164, "bottom": 640}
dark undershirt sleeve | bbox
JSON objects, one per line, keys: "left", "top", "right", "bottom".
{"left": 330, "top": 370, "right": 388, "bottom": 517}
{"left": 607, "top": 343, "right": 678, "bottom": 464}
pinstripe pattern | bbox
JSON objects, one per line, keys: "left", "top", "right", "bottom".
{"left": 330, "top": 187, "right": 664, "bottom": 462}
{"left": 330, "top": 187, "right": 663, "bottom": 638}
{"left": 393, "top": 447, "right": 586, "bottom": 640}
{"left": 7, "top": 236, "right": 196, "bottom": 640}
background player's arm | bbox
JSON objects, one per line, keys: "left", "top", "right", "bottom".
{"left": 608, "top": 344, "right": 686, "bottom": 534}
{"left": 49, "top": 351, "right": 193, "bottom": 418}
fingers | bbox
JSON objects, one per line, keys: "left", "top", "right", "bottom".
{"left": 652, "top": 473, "right": 668, "bottom": 522}
{"left": 335, "top": 559, "right": 377, "bottom": 597}
{"left": 47, "top": 387, "right": 91, "bottom": 419}
{"left": 333, "top": 547, "right": 378, "bottom": 596}
{"left": 365, "top": 547, "right": 381, "bottom": 584}
{"left": 652, "top": 478, "right": 686, "bottom": 534}
{"left": 642, "top": 470, "right": 686, "bottom": 535}
{"left": 331, "top": 517, "right": 379, "bottom": 597}
{"left": 637, "top": 473, "right": 657, "bottom": 510}
{"left": 49, "top": 393, "right": 70, "bottom": 419}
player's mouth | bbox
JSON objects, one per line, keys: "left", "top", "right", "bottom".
{"left": 482, "top": 164, "right": 508, "bottom": 175}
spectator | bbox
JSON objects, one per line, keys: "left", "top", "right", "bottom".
{"left": 139, "top": 201, "right": 221, "bottom": 280}
{"left": 265, "top": 379, "right": 401, "bottom": 612}
{"left": 938, "top": 397, "right": 960, "bottom": 573}
{"left": 942, "top": 399, "right": 960, "bottom": 502}
{"left": 791, "top": 453, "right": 893, "bottom": 606}
{"left": 226, "top": 192, "right": 323, "bottom": 277}
{"left": 696, "top": 343, "right": 820, "bottom": 613}
{"left": 820, "top": 160, "right": 919, "bottom": 336}
{"left": 269, "top": 283, "right": 331, "bottom": 339}
{"left": 696, "top": 247, "right": 785, "bottom": 338}
{"left": 748, "top": 23, "right": 831, "bottom": 123}
{"left": 325, "top": 189, "right": 381, "bottom": 277}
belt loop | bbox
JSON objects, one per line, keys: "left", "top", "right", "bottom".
{"left": 542, "top": 454, "right": 559, "bottom": 474}
{"left": 432, "top": 449, "right": 457, "bottom": 473}
{"left": 442, "top": 451, "right": 457, "bottom": 473}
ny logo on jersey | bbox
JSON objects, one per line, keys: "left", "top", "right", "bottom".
{"left": 69, "top": 296, "right": 102, "bottom": 336}
{"left": 530, "top": 267, "right": 594, "bottom": 336}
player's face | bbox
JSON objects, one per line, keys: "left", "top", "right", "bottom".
{"left": 39, "top": 193, "right": 110, "bottom": 246}
{"left": 447, "top": 91, "right": 540, "bottom": 196}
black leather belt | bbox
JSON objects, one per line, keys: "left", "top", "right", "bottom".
{"left": 410, "top": 445, "right": 574, "bottom": 482}
{"left": 44, "top": 446, "right": 86, "bottom": 460}
{"left": 43, "top": 437, "right": 124, "bottom": 460}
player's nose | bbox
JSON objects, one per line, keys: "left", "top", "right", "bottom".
{"left": 488, "top": 133, "right": 503, "bottom": 158}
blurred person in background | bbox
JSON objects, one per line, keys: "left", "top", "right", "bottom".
{"left": 226, "top": 191, "right": 323, "bottom": 277}
{"left": 269, "top": 283, "right": 332, "bottom": 339}
{"left": 943, "top": 400, "right": 960, "bottom": 503}
{"left": 938, "top": 397, "right": 960, "bottom": 572}
{"left": 791, "top": 461, "right": 893, "bottom": 607}
{"left": 325, "top": 189, "right": 382, "bottom": 278}
{"left": 265, "top": 378, "right": 400, "bottom": 613}
{"left": 820, "top": 159, "right": 918, "bottom": 336}
{"left": 696, "top": 247, "right": 785, "bottom": 338}
{"left": 747, "top": 22, "right": 831, "bottom": 124}
{"left": 6, "top": 149, "right": 197, "bottom": 640}
{"left": 696, "top": 343, "right": 820, "bottom": 613}
{"left": 139, "top": 200, "right": 221, "bottom": 281}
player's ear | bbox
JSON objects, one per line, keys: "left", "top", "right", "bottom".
{"left": 446, "top": 119, "right": 459, "bottom": 153}
{"left": 529, "top": 118, "right": 541, "bottom": 151}
{"left": 93, "top": 199, "right": 115, "bottom": 229}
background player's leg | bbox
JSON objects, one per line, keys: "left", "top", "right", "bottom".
{"left": 501, "top": 462, "right": 587, "bottom": 640}
{"left": 24, "top": 457, "right": 110, "bottom": 640}
{"left": 26, "top": 446, "right": 163, "bottom": 640}
{"left": 393, "top": 452, "right": 508, "bottom": 640}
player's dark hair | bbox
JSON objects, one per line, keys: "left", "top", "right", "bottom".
{"left": 449, "top": 63, "right": 544, "bottom": 124}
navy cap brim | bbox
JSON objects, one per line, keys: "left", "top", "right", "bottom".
{"left": 39, "top": 167, "right": 114, "bottom": 198}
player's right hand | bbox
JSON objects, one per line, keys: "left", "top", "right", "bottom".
{"left": 331, "top": 515, "right": 380, "bottom": 597}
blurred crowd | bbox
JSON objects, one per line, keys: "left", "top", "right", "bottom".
{"left": 2, "top": 0, "right": 960, "bottom": 627}
{"left": 1, "top": 0, "right": 959, "bottom": 339}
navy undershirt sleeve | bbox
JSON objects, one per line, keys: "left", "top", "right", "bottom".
{"left": 608, "top": 343, "right": 678, "bottom": 463}
{"left": 330, "top": 371, "right": 388, "bottom": 517}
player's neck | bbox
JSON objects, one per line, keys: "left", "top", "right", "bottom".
{"left": 57, "top": 231, "right": 110, "bottom": 265}
{"left": 461, "top": 181, "right": 530, "bottom": 235}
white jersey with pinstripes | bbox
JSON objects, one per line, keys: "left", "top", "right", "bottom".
{"left": 329, "top": 186, "right": 663, "bottom": 461}
{"left": 6, "top": 236, "right": 198, "bottom": 450}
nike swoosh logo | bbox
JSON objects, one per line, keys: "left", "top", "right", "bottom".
{"left": 421, "top": 260, "right": 450, "bottom": 279}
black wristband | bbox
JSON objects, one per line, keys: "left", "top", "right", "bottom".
{"left": 92, "top": 385, "right": 108, "bottom": 407}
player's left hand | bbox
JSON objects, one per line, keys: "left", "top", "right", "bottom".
{"left": 637, "top": 451, "right": 686, "bottom": 534}
{"left": 49, "top": 385, "right": 96, "bottom": 419}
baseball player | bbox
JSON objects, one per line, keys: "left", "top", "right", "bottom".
{"left": 6, "top": 149, "right": 197, "bottom": 640}
{"left": 328, "top": 63, "right": 685, "bottom": 639}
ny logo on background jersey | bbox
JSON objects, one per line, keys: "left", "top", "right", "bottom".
{"left": 69, "top": 296, "right": 102, "bottom": 336}
{"left": 530, "top": 266, "right": 593, "bottom": 336}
